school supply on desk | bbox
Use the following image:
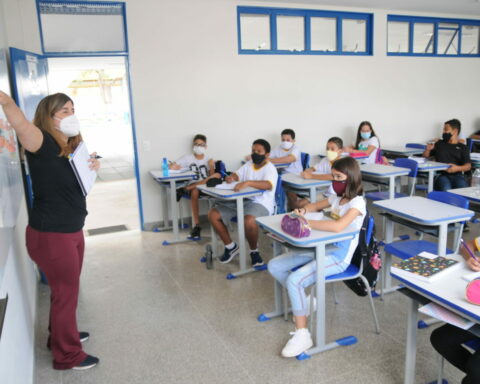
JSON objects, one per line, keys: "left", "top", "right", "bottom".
{"left": 349, "top": 151, "right": 368, "bottom": 159}
{"left": 462, "top": 272, "right": 480, "bottom": 282}
{"left": 407, "top": 156, "right": 426, "bottom": 164}
{"left": 323, "top": 210, "right": 340, "bottom": 220}
{"left": 281, "top": 213, "right": 311, "bottom": 238}
{"left": 461, "top": 238, "right": 478, "bottom": 261}
{"left": 68, "top": 141, "right": 97, "bottom": 196}
{"left": 419, "top": 302, "right": 474, "bottom": 330}
{"left": 391, "top": 252, "right": 460, "bottom": 283}
{"left": 169, "top": 168, "right": 189, "bottom": 174}
{"left": 466, "top": 279, "right": 480, "bottom": 306}
{"left": 304, "top": 212, "right": 324, "bottom": 221}
{"left": 206, "top": 178, "right": 222, "bottom": 187}
{"left": 214, "top": 182, "right": 238, "bottom": 190}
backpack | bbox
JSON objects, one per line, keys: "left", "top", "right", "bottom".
{"left": 343, "top": 213, "right": 382, "bottom": 297}
{"left": 374, "top": 148, "right": 389, "bottom": 165}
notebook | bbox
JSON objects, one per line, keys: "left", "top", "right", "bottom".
{"left": 215, "top": 182, "right": 238, "bottom": 190}
{"left": 68, "top": 141, "right": 97, "bottom": 196}
{"left": 391, "top": 252, "right": 461, "bottom": 283}
{"left": 419, "top": 302, "right": 474, "bottom": 330}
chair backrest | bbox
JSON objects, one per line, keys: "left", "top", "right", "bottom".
{"left": 406, "top": 143, "right": 426, "bottom": 149}
{"left": 365, "top": 214, "right": 374, "bottom": 245}
{"left": 427, "top": 191, "right": 469, "bottom": 210}
{"left": 301, "top": 152, "right": 310, "bottom": 171}
{"left": 467, "top": 138, "right": 474, "bottom": 153}
{"left": 394, "top": 158, "right": 419, "bottom": 196}
{"left": 274, "top": 174, "right": 286, "bottom": 214}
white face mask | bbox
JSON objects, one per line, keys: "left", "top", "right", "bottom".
{"left": 193, "top": 145, "right": 206, "bottom": 155}
{"left": 55, "top": 115, "right": 80, "bottom": 137}
{"left": 281, "top": 141, "right": 293, "bottom": 150}
{"left": 326, "top": 150, "right": 338, "bottom": 162}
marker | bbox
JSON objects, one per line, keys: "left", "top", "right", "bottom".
{"left": 461, "top": 238, "right": 478, "bottom": 261}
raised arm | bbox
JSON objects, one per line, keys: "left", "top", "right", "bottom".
{"left": 0, "top": 91, "right": 43, "bottom": 152}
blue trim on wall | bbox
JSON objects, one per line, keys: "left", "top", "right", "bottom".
{"left": 237, "top": 6, "right": 373, "bottom": 56}
{"left": 387, "top": 14, "right": 480, "bottom": 57}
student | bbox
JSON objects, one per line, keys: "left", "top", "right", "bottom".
{"left": 430, "top": 236, "right": 480, "bottom": 384}
{"left": 345, "top": 121, "right": 380, "bottom": 164}
{"left": 0, "top": 91, "right": 99, "bottom": 370}
{"left": 169, "top": 134, "right": 219, "bottom": 239}
{"left": 269, "top": 128, "right": 304, "bottom": 209}
{"left": 268, "top": 157, "right": 366, "bottom": 357}
{"left": 296, "top": 136, "right": 344, "bottom": 208}
{"left": 208, "top": 139, "right": 277, "bottom": 267}
{"left": 423, "top": 119, "right": 471, "bottom": 191}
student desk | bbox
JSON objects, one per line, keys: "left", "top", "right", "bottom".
{"left": 417, "top": 161, "right": 451, "bottom": 193}
{"left": 197, "top": 184, "right": 265, "bottom": 279}
{"left": 448, "top": 187, "right": 480, "bottom": 212}
{"left": 273, "top": 162, "right": 289, "bottom": 170}
{"left": 391, "top": 254, "right": 480, "bottom": 384}
{"left": 256, "top": 214, "right": 360, "bottom": 359}
{"left": 360, "top": 164, "right": 410, "bottom": 199}
{"left": 382, "top": 147, "right": 424, "bottom": 157}
{"left": 373, "top": 196, "right": 474, "bottom": 295}
{"left": 150, "top": 170, "right": 197, "bottom": 245}
{"left": 281, "top": 173, "right": 331, "bottom": 203}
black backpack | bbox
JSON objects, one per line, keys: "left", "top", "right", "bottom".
{"left": 343, "top": 213, "right": 382, "bottom": 297}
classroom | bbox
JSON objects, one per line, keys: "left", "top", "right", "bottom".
{"left": 1, "top": 0, "right": 480, "bottom": 383}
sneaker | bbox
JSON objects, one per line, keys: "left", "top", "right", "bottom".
{"left": 72, "top": 355, "right": 99, "bottom": 370}
{"left": 250, "top": 251, "right": 264, "bottom": 267}
{"left": 219, "top": 243, "right": 239, "bottom": 264}
{"left": 47, "top": 332, "right": 90, "bottom": 350}
{"left": 176, "top": 187, "right": 185, "bottom": 202}
{"left": 189, "top": 225, "right": 201, "bottom": 239}
{"left": 281, "top": 328, "right": 313, "bottom": 358}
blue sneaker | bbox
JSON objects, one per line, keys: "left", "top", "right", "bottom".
{"left": 72, "top": 355, "right": 99, "bottom": 370}
{"left": 250, "top": 251, "right": 264, "bottom": 267}
{"left": 219, "top": 243, "right": 239, "bottom": 263}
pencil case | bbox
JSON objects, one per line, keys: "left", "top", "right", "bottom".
{"left": 281, "top": 214, "right": 311, "bottom": 238}
{"left": 466, "top": 278, "right": 480, "bottom": 305}
{"left": 349, "top": 152, "right": 369, "bottom": 158}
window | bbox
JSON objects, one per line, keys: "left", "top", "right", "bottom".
{"left": 238, "top": 6, "right": 373, "bottom": 55}
{"left": 387, "top": 15, "right": 480, "bottom": 57}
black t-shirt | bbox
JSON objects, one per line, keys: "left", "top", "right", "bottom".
{"left": 431, "top": 140, "right": 471, "bottom": 174}
{"left": 26, "top": 131, "right": 87, "bottom": 232}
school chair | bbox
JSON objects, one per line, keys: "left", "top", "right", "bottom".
{"left": 430, "top": 338, "right": 480, "bottom": 384}
{"left": 275, "top": 174, "right": 286, "bottom": 214}
{"left": 300, "top": 152, "right": 310, "bottom": 171}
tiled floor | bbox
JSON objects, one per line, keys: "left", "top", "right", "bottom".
{"left": 97, "top": 156, "right": 134, "bottom": 182}
{"left": 34, "top": 209, "right": 475, "bottom": 384}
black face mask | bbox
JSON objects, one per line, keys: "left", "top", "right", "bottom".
{"left": 251, "top": 153, "right": 266, "bottom": 165}
{"left": 442, "top": 133, "right": 452, "bottom": 143}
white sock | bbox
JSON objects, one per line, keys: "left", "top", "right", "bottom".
{"left": 226, "top": 242, "right": 236, "bottom": 250}
{"left": 250, "top": 248, "right": 258, "bottom": 253}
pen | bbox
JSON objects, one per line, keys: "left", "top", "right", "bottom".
{"left": 90, "top": 155, "right": 102, "bottom": 159}
{"left": 461, "top": 238, "right": 478, "bottom": 261}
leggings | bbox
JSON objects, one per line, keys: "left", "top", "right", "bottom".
{"left": 430, "top": 324, "right": 480, "bottom": 384}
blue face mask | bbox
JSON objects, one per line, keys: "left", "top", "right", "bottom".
{"left": 360, "top": 132, "right": 371, "bottom": 140}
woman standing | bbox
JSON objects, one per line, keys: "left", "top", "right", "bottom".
{"left": 0, "top": 91, "right": 99, "bottom": 370}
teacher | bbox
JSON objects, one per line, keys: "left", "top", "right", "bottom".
{"left": 0, "top": 91, "right": 100, "bottom": 370}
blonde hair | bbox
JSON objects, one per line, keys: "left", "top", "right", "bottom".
{"left": 33, "top": 93, "right": 82, "bottom": 157}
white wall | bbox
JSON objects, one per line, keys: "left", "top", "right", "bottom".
{"left": 124, "top": 0, "right": 480, "bottom": 225}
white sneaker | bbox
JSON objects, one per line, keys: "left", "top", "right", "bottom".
{"left": 306, "top": 295, "right": 317, "bottom": 317}
{"left": 281, "top": 328, "right": 313, "bottom": 358}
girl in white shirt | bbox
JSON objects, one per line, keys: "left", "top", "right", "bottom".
{"left": 346, "top": 121, "right": 380, "bottom": 164}
{"left": 268, "top": 157, "right": 366, "bottom": 358}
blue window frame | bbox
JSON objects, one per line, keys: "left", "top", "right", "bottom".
{"left": 388, "top": 15, "right": 480, "bottom": 57}
{"left": 237, "top": 6, "right": 373, "bottom": 55}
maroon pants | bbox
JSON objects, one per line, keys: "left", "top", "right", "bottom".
{"left": 26, "top": 225, "right": 88, "bottom": 369}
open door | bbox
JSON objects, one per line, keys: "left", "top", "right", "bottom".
{"left": 9, "top": 48, "right": 49, "bottom": 210}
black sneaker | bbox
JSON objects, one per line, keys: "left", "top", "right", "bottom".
{"left": 176, "top": 187, "right": 185, "bottom": 202}
{"left": 72, "top": 355, "right": 99, "bottom": 370}
{"left": 250, "top": 251, "right": 264, "bottom": 267}
{"left": 47, "top": 332, "right": 90, "bottom": 350}
{"left": 189, "top": 225, "right": 201, "bottom": 239}
{"left": 219, "top": 243, "right": 239, "bottom": 264}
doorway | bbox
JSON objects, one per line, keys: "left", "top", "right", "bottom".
{"left": 47, "top": 56, "right": 140, "bottom": 232}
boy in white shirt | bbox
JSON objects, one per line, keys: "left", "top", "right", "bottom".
{"left": 270, "top": 129, "right": 304, "bottom": 209}
{"left": 208, "top": 139, "right": 278, "bottom": 267}
{"left": 169, "top": 134, "right": 219, "bottom": 239}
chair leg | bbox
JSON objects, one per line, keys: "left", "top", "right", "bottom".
{"left": 437, "top": 352, "right": 445, "bottom": 384}
{"left": 332, "top": 283, "right": 339, "bottom": 304}
{"left": 360, "top": 275, "right": 380, "bottom": 334}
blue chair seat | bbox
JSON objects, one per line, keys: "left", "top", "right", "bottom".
{"left": 385, "top": 240, "right": 453, "bottom": 261}
{"left": 326, "top": 264, "right": 360, "bottom": 281}
{"left": 415, "top": 185, "right": 428, "bottom": 191}
{"left": 365, "top": 191, "right": 408, "bottom": 201}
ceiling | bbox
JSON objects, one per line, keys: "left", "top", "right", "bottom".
{"left": 249, "top": 0, "right": 480, "bottom": 16}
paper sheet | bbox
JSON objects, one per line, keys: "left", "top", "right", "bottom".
{"left": 462, "top": 272, "right": 480, "bottom": 282}
{"left": 419, "top": 302, "right": 474, "bottom": 330}
{"left": 214, "top": 182, "right": 238, "bottom": 190}
{"left": 305, "top": 212, "right": 324, "bottom": 220}
{"left": 69, "top": 142, "right": 96, "bottom": 196}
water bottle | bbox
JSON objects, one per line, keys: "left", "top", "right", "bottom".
{"left": 162, "top": 157, "right": 169, "bottom": 177}
{"left": 472, "top": 168, "right": 480, "bottom": 191}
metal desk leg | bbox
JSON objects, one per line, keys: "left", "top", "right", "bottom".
{"left": 163, "top": 180, "right": 190, "bottom": 245}
{"left": 310, "top": 186, "right": 316, "bottom": 203}
{"left": 428, "top": 170, "right": 434, "bottom": 193}
{"left": 389, "top": 176, "right": 395, "bottom": 200}
{"left": 437, "top": 223, "right": 448, "bottom": 257}
{"left": 404, "top": 298, "right": 419, "bottom": 384}
{"left": 154, "top": 183, "right": 173, "bottom": 232}
{"left": 381, "top": 217, "right": 399, "bottom": 298}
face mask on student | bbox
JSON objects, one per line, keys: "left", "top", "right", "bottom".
{"left": 281, "top": 141, "right": 293, "bottom": 150}
{"left": 193, "top": 145, "right": 206, "bottom": 155}
{"left": 326, "top": 150, "right": 338, "bottom": 162}
{"left": 55, "top": 115, "right": 80, "bottom": 137}
{"left": 360, "top": 132, "right": 371, "bottom": 140}
{"left": 442, "top": 133, "right": 452, "bottom": 143}
{"left": 332, "top": 180, "right": 347, "bottom": 196}
{"left": 251, "top": 153, "right": 266, "bottom": 165}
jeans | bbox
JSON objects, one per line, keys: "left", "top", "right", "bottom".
{"left": 267, "top": 239, "right": 351, "bottom": 316}
{"left": 434, "top": 173, "right": 468, "bottom": 191}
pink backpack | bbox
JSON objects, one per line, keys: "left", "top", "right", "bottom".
{"left": 466, "top": 278, "right": 480, "bottom": 305}
{"left": 281, "top": 214, "right": 311, "bottom": 238}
